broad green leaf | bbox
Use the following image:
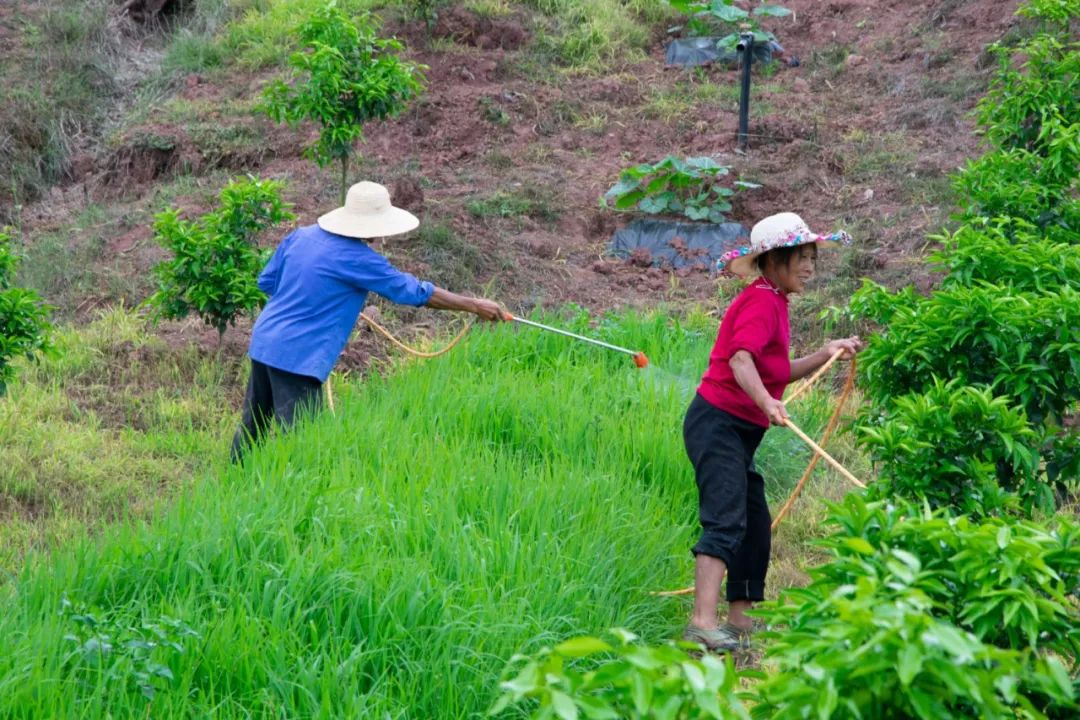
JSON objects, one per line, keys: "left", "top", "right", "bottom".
{"left": 550, "top": 690, "right": 579, "bottom": 720}
{"left": 753, "top": 5, "right": 792, "bottom": 17}
{"left": 554, "top": 637, "right": 612, "bottom": 658}
{"left": 897, "top": 643, "right": 923, "bottom": 685}
{"left": 640, "top": 196, "right": 669, "bottom": 214}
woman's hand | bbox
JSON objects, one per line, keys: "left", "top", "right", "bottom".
{"left": 822, "top": 336, "right": 864, "bottom": 360}
{"left": 760, "top": 397, "right": 790, "bottom": 426}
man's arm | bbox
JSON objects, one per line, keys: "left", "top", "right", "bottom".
{"left": 425, "top": 287, "right": 503, "bottom": 321}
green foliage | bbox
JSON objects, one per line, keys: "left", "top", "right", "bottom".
{"left": 849, "top": 281, "right": 1080, "bottom": 428}
{"left": 957, "top": 0, "right": 1079, "bottom": 231}
{"left": 408, "top": 0, "right": 447, "bottom": 34}
{"left": 147, "top": 176, "right": 294, "bottom": 340}
{"left": 58, "top": 596, "right": 201, "bottom": 702}
{"left": 490, "top": 629, "right": 752, "bottom": 719}
{"left": 260, "top": 2, "right": 425, "bottom": 203}
{"left": 752, "top": 496, "right": 1079, "bottom": 719}
{"left": 667, "top": 0, "right": 791, "bottom": 47}
{"left": 0, "top": 229, "right": 54, "bottom": 396}
{"left": 930, "top": 220, "right": 1080, "bottom": 292}
{"left": 601, "top": 156, "right": 759, "bottom": 224}
{"left": 847, "top": 0, "right": 1080, "bottom": 516}
{"left": 857, "top": 380, "right": 1041, "bottom": 515}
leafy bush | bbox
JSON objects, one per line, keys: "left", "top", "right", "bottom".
{"left": 668, "top": 0, "right": 791, "bottom": 48}
{"left": 490, "top": 629, "right": 751, "bottom": 719}
{"left": 849, "top": 281, "right": 1080, "bottom": 428}
{"left": 929, "top": 220, "right": 1080, "bottom": 292}
{"left": 954, "top": 138, "right": 1080, "bottom": 233}
{"left": 147, "top": 177, "right": 294, "bottom": 342}
{"left": 956, "top": 0, "right": 1079, "bottom": 231}
{"left": 847, "top": 0, "right": 1080, "bottom": 512}
{"left": 261, "top": 2, "right": 425, "bottom": 203}
{"left": 857, "top": 380, "right": 1041, "bottom": 515}
{"left": 847, "top": 277, "right": 1080, "bottom": 508}
{"left": 601, "top": 156, "right": 758, "bottom": 223}
{"left": 407, "top": 0, "right": 446, "bottom": 34}
{"left": 752, "top": 496, "right": 1079, "bottom": 719}
{"left": 0, "top": 228, "right": 54, "bottom": 396}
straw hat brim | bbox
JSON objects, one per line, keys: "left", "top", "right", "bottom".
{"left": 317, "top": 205, "right": 419, "bottom": 239}
{"left": 725, "top": 233, "right": 849, "bottom": 277}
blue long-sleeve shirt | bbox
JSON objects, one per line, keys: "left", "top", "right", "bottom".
{"left": 248, "top": 224, "right": 435, "bottom": 381}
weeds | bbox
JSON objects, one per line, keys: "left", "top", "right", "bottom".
{"left": 0, "top": 0, "right": 122, "bottom": 217}
{"left": 414, "top": 222, "right": 486, "bottom": 290}
{"left": 466, "top": 188, "right": 561, "bottom": 223}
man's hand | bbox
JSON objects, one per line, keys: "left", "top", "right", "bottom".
{"left": 760, "top": 397, "right": 789, "bottom": 426}
{"left": 822, "top": 336, "right": 863, "bottom": 360}
{"left": 472, "top": 298, "right": 506, "bottom": 321}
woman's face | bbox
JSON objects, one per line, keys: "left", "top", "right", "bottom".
{"left": 771, "top": 244, "right": 817, "bottom": 293}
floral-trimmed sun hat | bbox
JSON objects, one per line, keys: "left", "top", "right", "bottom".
{"left": 718, "top": 212, "right": 852, "bottom": 277}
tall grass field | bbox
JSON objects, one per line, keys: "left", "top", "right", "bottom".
{"left": 0, "top": 309, "right": 847, "bottom": 717}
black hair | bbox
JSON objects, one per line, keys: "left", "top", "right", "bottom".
{"left": 755, "top": 243, "right": 818, "bottom": 272}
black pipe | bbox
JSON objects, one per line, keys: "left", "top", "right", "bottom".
{"left": 737, "top": 32, "right": 754, "bottom": 151}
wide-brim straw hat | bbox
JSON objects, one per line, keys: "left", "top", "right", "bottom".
{"left": 718, "top": 212, "right": 852, "bottom": 277}
{"left": 317, "top": 181, "right": 419, "bottom": 239}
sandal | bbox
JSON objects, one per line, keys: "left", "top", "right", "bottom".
{"left": 682, "top": 622, "right": 752, "bottom": 653}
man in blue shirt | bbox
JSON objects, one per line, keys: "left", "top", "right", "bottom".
{"left": 231, "top": 181, "right": 505, "bottom": 460}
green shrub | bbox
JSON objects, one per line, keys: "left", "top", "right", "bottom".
{"left": 147, "top": 176, "right": 294, "bottom": 342}
{"left": 957, "top": 0, "right": 1079, "bottom": 231}
{"left": 490, "top": 630, "right": 751, "bottom": 719}
{"left": 857, "top": 380, "right": 1041, "bottom": 515}
{"left": 601, "top": 156, "right": 759, "bottom": 224}
{"left": 930, "top": 220, "right": 1080, "bottom": 292}
{"left": 752, "top": 496, "right": 1079, "bottom": 719}
{"left": 0, "top": 229, "right": 54, "bottom": 396}
{"left": 849, "top": 281, "right": 1080, "bottom": 428}
{"left": 261, "top": 2, "right": 426, "bottom": 203}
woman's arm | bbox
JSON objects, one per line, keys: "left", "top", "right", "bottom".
{"left": 730, "top": 350, "right": 789, "bottom": 426}
{"left": 789, "top": 336, "right": 863, "bottom": 381}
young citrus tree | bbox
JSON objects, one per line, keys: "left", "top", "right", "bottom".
{"left": 147, "top": 176, "right": 294, "bottom": 344}
{"left": 261, "top": 2, "right": 426, "bottom": 204}
{"left": 846, "top": 0, "right": 1080, "bottom": 516}
{"left": 0, "top": 228, "right": 53, "bottom": 396}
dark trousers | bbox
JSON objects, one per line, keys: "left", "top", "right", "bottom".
{"left": 230, "top": 359, "right": 323, "bottom": 462}
{"left": 683, "top": 393, "right": 771, "bottom": 602}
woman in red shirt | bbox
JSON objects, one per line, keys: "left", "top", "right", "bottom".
{"left": 683, "top": 212, "right": 862, "bottom": 652}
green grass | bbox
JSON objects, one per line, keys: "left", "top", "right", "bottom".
{"left": 0, "top": 307, "right": 863, "bottom": 717}
{"left": 466, "top": 188, "right": 562, "bottom": 224}
{"left": 0, "top": 308, "right": 242, "bottom": 576}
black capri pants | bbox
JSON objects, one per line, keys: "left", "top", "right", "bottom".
{"left": 683, "top": 393, "right": 771, "bottom": 602}
{"left": 230, "top": 359, "right": 323, "bottom": 462}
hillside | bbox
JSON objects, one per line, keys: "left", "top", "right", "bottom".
{"left": 6, "top": 0, "right": 1014, "bottom": 335}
